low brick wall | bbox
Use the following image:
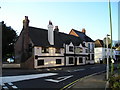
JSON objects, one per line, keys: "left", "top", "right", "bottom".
{"left": 2, "top": 64, "right": 20, "bottom": 68}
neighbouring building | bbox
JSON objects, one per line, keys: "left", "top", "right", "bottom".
{"left": 69, "top": 28, "right": 95, "bottom": 64}
{"left": 115, "top": 46, "right": 120, "bottom": 61}
{"left": 94, "top": 39, "right": 116, "bottom": 63}
{"left": 15, "top": 16, "right": 90, "bottom": 69}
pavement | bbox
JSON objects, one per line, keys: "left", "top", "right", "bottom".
{"left": 60, "top": 71, "right": 108, "bottom": 90}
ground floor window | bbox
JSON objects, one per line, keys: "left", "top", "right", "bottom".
{"left": 92, "top": 54, "right": 94, "bottom": 60}
{"left": 69, "top": 57, "right": 74, "bottom": 64}
{"left": 56, "top": 59, "right": 62, "bottom": 64}
{"left": 79, "top": 57, "right": 83, "bottom": 63}
{"left": 37, "top": 59, "right": 44, "bottom": 66}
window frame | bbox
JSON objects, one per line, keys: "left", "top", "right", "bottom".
{"left": 37, "top": 59, "right": 44, "bottom": 66}
{"left": 55, "top": 48, "right": 61, "bottom": 53}
{"left": 41, "top": 47, "right": 49, "bottom": 53}
{"left": 79, "top": 57, "right": 83, "bottom": 63}
{"left": 69, "top": 46, "right": 74, "bottom": 52}
{"left": 69, "top": 57, "right": 74, "bottom": 64}
{"left": 56, "top": 59, "right": 62, "bottom": 64}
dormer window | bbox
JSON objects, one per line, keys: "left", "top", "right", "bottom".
{"left": 42, "top": 47, "right": 49, "bottom": 53}
{"left": 69, "top": 46, "right": 74, "bottom": 52}
{"left": 55, "top": 48, "right": 61, "bottom": 53}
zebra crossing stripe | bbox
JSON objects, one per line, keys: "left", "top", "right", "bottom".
{"left": 12, "top": 86, "right": 18, "bottom": 89}
{"left": 8, "top": 82, "right": 13, "bottom": 86}
{"left": 2, "top": 86, "right": 8, "bottom": 89}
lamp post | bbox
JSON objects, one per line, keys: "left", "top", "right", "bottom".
{"left": 106, "top": 34, "right": 110, "bottom": 80}
{"left": 108, "top": 0, "right": 113, "bottom": 75}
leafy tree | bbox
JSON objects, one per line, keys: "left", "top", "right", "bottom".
{"left": 2, "top": 21, "right": 18, "bottom": 62}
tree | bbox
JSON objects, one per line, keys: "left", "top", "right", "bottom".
{"left": 2, "top": 21, "right": 18, "bottom": 62}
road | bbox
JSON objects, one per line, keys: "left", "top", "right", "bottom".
{"left": 2, "top": 64, "right": 106, "bottom": 89}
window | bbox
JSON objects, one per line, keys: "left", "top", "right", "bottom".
{"left": 75, "top": 47, "right": 83, "bottom": 53}
{"left": 69, "top": 46, "right": 74, "bottom": 52}
{"left": 88, "top": 43, "right": 90, "bottom": 53}
{"left": 37, "top": 60, "right": 44, "bottom": 66}
{"left": 69, "top": 57, "right": 74, "bottom": 64}
{"left": 92, "top": 54, "right": 94, "bottom": 60}
{"left": 56, "top": 59, "right": 62, "bottom": 64}
{"left": 55, "top": 48, "right": 61, "bottom": 53}
{"left": 42, "top": 47, "right": 49, "bottom": 53}
{"left": 88, "top": 54, "right": 90, "bottom": 60}
{"left": 79, "top": 57, "right": 83, "bottom": 63}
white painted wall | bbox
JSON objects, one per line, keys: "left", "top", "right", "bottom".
{"left": 34, "top": 47, "right": 64, "bottom": 68}
{"left": 94, "top": 47, "right": 115, "bottom": 63}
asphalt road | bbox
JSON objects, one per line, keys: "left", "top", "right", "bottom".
{"left": 2, "top": 64, "right": 106, "bottom": 89}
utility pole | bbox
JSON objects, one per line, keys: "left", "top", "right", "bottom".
{"left": 108, "top": 0, "right": 113, "bottom": 75}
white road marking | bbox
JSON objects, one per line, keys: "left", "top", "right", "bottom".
{"left": 2, "top": 83, "right": 5, "bottom": 86}
{"left": 8, "top": 82, "right": 13, "bottom": 86}
{"left": 12, "top": 86, "right": 18, "bottom": 89}
{"left": 2, "top": 86, "right": 8, "bottom": 89}
{"left": 67, "top": 69, "right": 85, "bottom": 72}
{"left": 91, "top": 67, "right": 96, "bottom": 69}
{"left": 0, "top": 73, "right": 58, "bottom": 85}
{"left": 91, "top": 67, "right": 99, "bottom": 69}
{"left": 45, "top": 75, "right": 73, "bottom": 83}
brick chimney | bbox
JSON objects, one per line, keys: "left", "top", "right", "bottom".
{"left": 48, "top": 20, "right": 54, "bottom": 45}
{"left": 54, "top": 26, "right": 59, "bottom": 32}
{"left": 23, "top": 16, "right": 29, "bottom": 29}
{"left": 82, "top": 28, "right": 86, "bottom": 34}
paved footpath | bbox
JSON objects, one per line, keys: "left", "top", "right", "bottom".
{"left": 68, "top": 72, "right": 107, "bottom": 89}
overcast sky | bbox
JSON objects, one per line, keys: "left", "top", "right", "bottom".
{"left": 1, "top": 0, "right": 118, "bottom": 41}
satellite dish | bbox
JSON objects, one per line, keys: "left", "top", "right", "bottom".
{"left": 103, "top": 37, "right": 111, "bottom": 45}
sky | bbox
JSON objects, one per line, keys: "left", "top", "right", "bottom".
{"left": 0, "top": 0, "right": 119, "bottom": 41}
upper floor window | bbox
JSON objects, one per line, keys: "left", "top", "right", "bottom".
{"left": 55, "top": 48, "right": 61, "bottom": 53}
{"left": 69, "top": 46, "right": 74, "bottom": 52}
{"left": 41, "top": 47, "right": 49, "bottom": 53}
{"left": 75, "top": 47, "right": 83, "bottom": 53}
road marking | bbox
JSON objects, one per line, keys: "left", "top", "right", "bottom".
{"left": 2, "top": 86, "right": 8, "bottom": 89}
{"left": 45, "top": 75, "right": 73, "bottom": 83}
{"left": 12, "top": 86, "right": 18, "bottom": 89}
{"left": 91, "top": 67, "right": 96, "bottom": 69}
{"left": 60, "top": 70, "right": 106, "bottom": 90}
{"left": 67, "top": 69, "right": 85, "bottom": 72}
{"left": 8, "top": 82, "right": 13, "bottom": 86}
{"left": 0, "top": 73, "right": 58, "bottom": 85}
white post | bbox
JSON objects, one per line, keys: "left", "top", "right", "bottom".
{"left": 106, "top": 34, "right": 109, "bottom": 80}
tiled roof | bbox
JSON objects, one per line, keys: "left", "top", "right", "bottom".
{"left": 29, "top": 27, "right": 84, "bottom": 48}
{"left": 95, "top": 39, "right": 104, "bottom": 47}
{"left": 72, "top": 29, "right": 94, "bottom": 42}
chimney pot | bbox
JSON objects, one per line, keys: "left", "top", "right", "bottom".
{"left": 54, "top": 26, "right": 59, "bottom": 32}
{"left": 23, "top": 16, "right": 30, "bottom": 29}
{"left": 82, "top": 28, "right": 86, "bottom": 34}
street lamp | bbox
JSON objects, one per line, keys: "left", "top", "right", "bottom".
{"left": 106, "top": 34, "right": 110, "bottom": 80}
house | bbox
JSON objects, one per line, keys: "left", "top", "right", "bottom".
{"left": 15, "top": 16, "right": 88, "bottom": 69}
{"left": 115, "top": 46, "right": 120, "bottom": 61}
{"left": 69, "top": 29, "right": 95, "bottom": 64}
{"left": 94, "top": 39, "right": 116, "bottom": 63}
